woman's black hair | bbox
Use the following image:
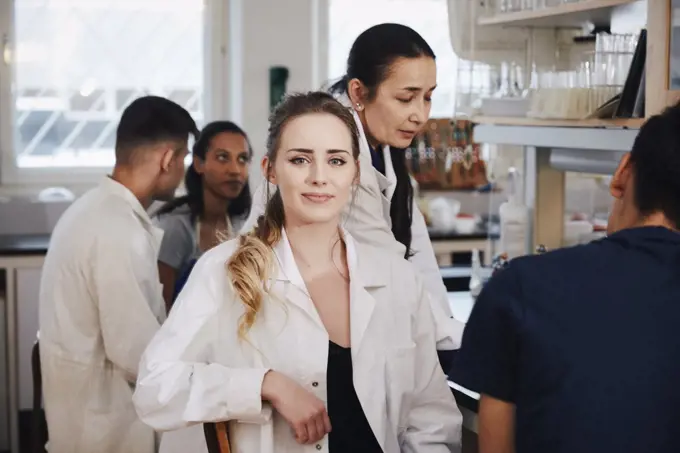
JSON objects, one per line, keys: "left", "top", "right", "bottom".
{"left": 330, "top": 23, "right": 435, "bottom": 258}
{"left": 156, "top": 120, "right": 253, "bottom": 222}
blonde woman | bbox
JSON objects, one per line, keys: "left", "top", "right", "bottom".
{"left": 132, "top": 92, "right": 462, "bottom": 453}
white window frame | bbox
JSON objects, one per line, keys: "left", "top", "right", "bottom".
{"left": 0, "top": 0, "right": 229, "bottom": 188}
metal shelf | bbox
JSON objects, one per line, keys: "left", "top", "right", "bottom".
{"left": 474, "top": 123, "right": 638, "bottom": 152}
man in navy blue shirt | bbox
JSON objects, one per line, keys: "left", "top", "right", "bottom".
{"left": 450, "top": 103, "right": 680, "bottom": 453}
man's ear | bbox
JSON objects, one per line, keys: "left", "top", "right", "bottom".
{"left": 347, "top": 78, "right": 368, "bottom": 112}
{"left": 261, "top": 156, "right": 276, "bottom": 184}
{"left": 160, "top": 148, "right": 175, "bottom": 173}
{"left": 610, "top": 152, "right": 631, "bottom": 200}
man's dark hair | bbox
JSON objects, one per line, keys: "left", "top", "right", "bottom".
{"left": 115, "top": 95, "right": 199, "bottom": 164}
{"left": 629, "top": 102, "right": 680, "bottom": 228}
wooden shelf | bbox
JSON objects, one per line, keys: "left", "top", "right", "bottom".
{"left": 472, "top": 116, "right": 644, "bottom": 129}
{"left": 478, "top": 0, "right": 639, "bottom": 28}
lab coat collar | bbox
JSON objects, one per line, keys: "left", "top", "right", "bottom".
{"left": 381, "top": 146, "right": 397, "bottom": 200}
{"left": 101, "top": 177, "right": 153, "bottom": 225}
{"left": 335, "top": 92, "right": 397, "bottom": 200}
{"left": 100, "top": 177, "right": 164, "bottom": 248}
{"left": 271, "top": 227, "right": 389, "bottom": 288}
{"left": 270, "top": 227, "right": 388, "bottom": 360}
{"left": 271, "top": 228, "right": 306, "bottom": 289}
{"left": 351, "top": 109, "right": 397, "bottom": 199}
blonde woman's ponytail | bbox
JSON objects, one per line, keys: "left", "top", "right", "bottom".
{"left": 226, "top": 191, "right": 284, "bottom": 338}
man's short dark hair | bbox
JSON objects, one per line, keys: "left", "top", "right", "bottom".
{"left": 630, "top": 102, "right": 680, "bottom": 228}
{"left": 115, "top": 95, "right": 199, "bottom": 164}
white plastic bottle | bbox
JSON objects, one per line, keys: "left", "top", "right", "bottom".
{"left": 469, "top": 248, "right": 483, "bottom": 299}
{"left": 499, "top": 167, "right": 529, "bottom": 260}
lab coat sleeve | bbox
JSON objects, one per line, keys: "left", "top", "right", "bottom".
{"left": 94, "top": 236, "right": 162, "bottom": 382}
{"left": 410, "top": 202, "right": 465, "bottom": 350}
{"left": 402, "top": 278, "right": 463, "bottom": 453}
{"left": 448, "top": 264, "right": 523, "bottom": 403}
{"left": 132, "top": 252, "right": 270, "bottom": 432}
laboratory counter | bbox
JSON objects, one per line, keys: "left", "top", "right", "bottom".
{"left": 429, "top": 226, "right": 500, "bottom": 267}
{"left": 428, "top": 229, "right": 499, "bottom": 241}
{"left": 0, "top": 234, "right": 50, "bottom": 256}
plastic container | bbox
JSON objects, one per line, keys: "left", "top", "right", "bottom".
{"left": 499, "top": 168, "right": 530, "bottom": 259}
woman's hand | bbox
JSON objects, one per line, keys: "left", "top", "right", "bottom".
{"left": 261, "top": 370, "right": 332, "bottom": 444}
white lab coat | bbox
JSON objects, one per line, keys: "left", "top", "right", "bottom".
{"left": 39, "top": 177, "right": 166, "bottom": 453}
{"left": 242, "top": 105, "right": 464, "bottom": 350}
{"left": 133, "top": 230, "right": 463, "bottom": 453}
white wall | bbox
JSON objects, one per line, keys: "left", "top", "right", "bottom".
{"left": 227, "top": 0, "right": 328, "bottom": 189}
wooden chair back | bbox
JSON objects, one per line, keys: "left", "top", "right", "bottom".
{"left": 204, "top": 422, "right": 231, "bottom": 453}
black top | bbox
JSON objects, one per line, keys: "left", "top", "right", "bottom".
{"left": 450, "top": 226, "right": 680, "bottom": 453}
{"left": 327, "top": 341, "right": 382, "bottom": 453}
{"left": 369, "top": 144, "right": 386, "bottom": 176}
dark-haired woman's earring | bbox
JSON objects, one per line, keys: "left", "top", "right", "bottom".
{"left": 355, "top": 103, "right": 363, "bottom": 111}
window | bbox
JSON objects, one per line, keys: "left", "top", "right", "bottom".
{"left": 0, "top": 0, "right": 217, "bottom": 184}
{"left": 328, "top": 0, "right": 457, "bottom": 118}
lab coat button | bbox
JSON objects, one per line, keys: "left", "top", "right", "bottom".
{"left": 316, "top": 444, "right": 322, "bottom": 450}
{"left": 312, "top": 381, "right": 318, "bottom": 387}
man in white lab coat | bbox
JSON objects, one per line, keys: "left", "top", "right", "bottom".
{"left": 38, "top": 96, "right": 198, "bottom": 453}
